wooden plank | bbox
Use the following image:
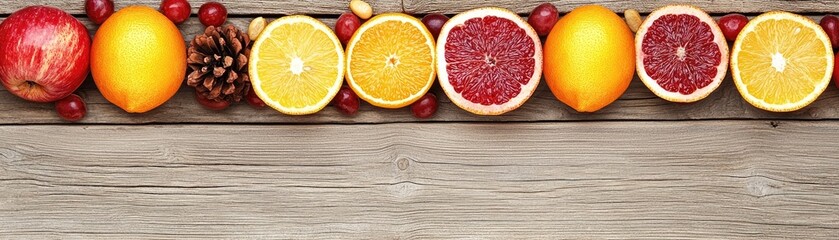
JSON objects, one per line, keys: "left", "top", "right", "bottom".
{"left": 7, "top": 74, "right": 839, "bottom": 124}
{"left": 0, "top": 0, "right": 402, "bottom": 15}
{"left": 1, "top": 121, "right": 838, "bottom": 238}
{"left": 404, "top": 0, "right": 839, "bottom": 14}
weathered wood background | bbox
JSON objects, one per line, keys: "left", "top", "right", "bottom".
{"left": 1, "top": 0, "right": 838, "bottom": 239}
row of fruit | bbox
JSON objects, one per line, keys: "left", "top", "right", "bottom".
{"left": 0, "top": 1, "right": 836, "bottom": 121}
{"left": 0, "top": 0, "right": 226, "bottom": 121}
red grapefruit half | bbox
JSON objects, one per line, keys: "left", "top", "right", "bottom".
{"left": 636, "top": 5, "right": 728, "bottom": 103}
{"left": 437, "top": 7, "right": 542, "bottom": 115}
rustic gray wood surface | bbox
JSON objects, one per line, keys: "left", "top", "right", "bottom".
{"left": 2, "top": 122, "right": 839, "bottom": 239}
{"left": 1, "top": 0, "right": 838, "bottom": 239}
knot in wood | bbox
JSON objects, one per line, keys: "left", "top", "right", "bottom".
{"left": 396, "top": 158, "right": 410, "bottom": 170}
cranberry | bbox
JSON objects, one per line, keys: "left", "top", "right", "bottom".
{"left": 821, "top": 15, "right": 839, "bottom": 49}
{"left": 160, "top": 0, "right": 191, "bottom": 25}
{"left": 334, "top": 86, "right": 359, "bottom": 115}
{"left": 55, "top": 94, "right": 86, "bottom": 122}
{"left": 411, "top": 93, "right": 438, "bottom": 119}
{"left": 421, "top": 13, "right": 449, "bottom": 39}
{"left": 833, "top": 52, "right": 839, "bottom": 89}
{"left": 528, "top": 3, "right": 559, "bottom": 36}
{"left": 198, "top": 2, "right": 227, "bottom": 27}
{"left": 85, "top": 0, "right": 115, "bottom": 25}
{"left": 195, "top": 90, "right": 230, "bottom": 111}
{"left": 719, "top": 14, "right": 749, "bottom": 42}
{"left": 245, "top": 86, "right": 266, "bottom": 108}
{"left": 336, "top": 12, "right": 362, "bottom": 46}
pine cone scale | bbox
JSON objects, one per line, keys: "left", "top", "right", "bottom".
{"left": 213, "top": 67, "right": 225, "bottom": 77}
{"left": 223, "top": 56, "right": 233, "bottom": 68}
{"left": 228, "top": 71, "right": 238, "bottom": 83}
{"left": 236, "top": 54, "right": 247, "bottom": 71}
{"left": 223, "top": 83, "right": 236, "bottom": 95}
{"left": 187, "top": 71, "right": 203, "bottom": 86}
{"left": 203, "top": 75, "right": 215, "bottom": 90}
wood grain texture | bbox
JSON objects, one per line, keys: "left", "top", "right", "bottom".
{"left": 404, "top": 0, "right": 839, "bottom": 14}
{"left": 0, "top": 0, "right": 402, "bottom": 15}
{"left": 1, "top": 1, "right": 837, "bottom": 240}
{"left": 1, "top": 121, "right": 838, "bottom": 239}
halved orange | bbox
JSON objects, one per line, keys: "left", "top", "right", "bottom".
{"left": 731, "top": 11, "right": 834, "bottom": 112}
{"left": 249, "top": 15, "right": 345, "bottom": 115}
{"left": 345, "top": 13, "right": 436, "bottom": 109}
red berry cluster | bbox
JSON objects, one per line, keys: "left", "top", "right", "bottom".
{"left": 332, "top": 10, "right": 443, "bottom": 119}
{"left": 528, "top": 3, "right": 559, "bottom": 36}
{"left": 422, "top": 14, "right": 448, "bottom": 39}
{"left": 55, "top": 94, "right": 86, "bottom": 122}
{"left": 821, "top": 15, "right": 839, "bottom": 88}
{"left": 336, "top": 13, "right": 361, "bottom": 46}
{"left": 160, "top": 0, "right": 191, "bottom": 25}
{"left": 718, "top": 14, "right": 748, "bottom": 42}
{"left": 198, "top": 2, "right": 227, "bottom": 27}
{"left": 333, "top": 12, "right": 362, "bottom": 116}
{"left": 84, "top": 0, "right": 114, "bottom": 25}
{"left": 87, "top": 0, "right": 228, "bottom": 27}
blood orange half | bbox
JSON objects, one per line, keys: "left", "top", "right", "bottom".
{"left": 636, "top": 5, "right": 728, "bottom": 103}
{"left": 437, "top": 7, "right": 542, "bottom": 115}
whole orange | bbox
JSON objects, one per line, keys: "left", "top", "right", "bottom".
{"left": 543, "top": 5, "right": 635, "bottom": 112}
{"left": 91, "top": 6, "right": 185, "bottom": 113}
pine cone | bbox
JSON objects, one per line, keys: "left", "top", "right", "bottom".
{"left": 187, "top": 25, "right": 251, "bottom": 103}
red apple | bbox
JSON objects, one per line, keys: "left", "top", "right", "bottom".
{"left": 0, "top": 6, "right": 91, "bottom": 102}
